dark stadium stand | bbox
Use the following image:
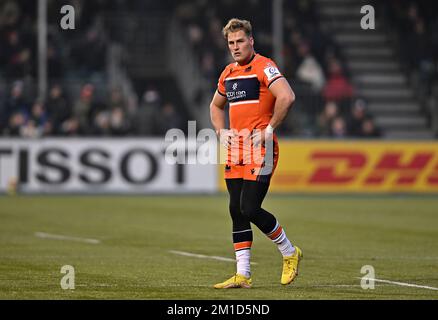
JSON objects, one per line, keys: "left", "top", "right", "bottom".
{"left": 318, "top": 0, "right": 438, "bottom": 138}
{"left": 0, "top": 0, "right": 189, "bottom": 137}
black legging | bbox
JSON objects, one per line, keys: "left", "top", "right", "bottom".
{"left": 226, "top": 178, "right": 277, "bottom": 235}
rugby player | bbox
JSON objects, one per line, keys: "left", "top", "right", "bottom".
{"left": 210, "top": 18, "right": 303, "bottom": 289}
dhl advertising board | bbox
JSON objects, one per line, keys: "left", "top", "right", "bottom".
{"left": 218, "top": 141, "right": 438, "bottom": 193}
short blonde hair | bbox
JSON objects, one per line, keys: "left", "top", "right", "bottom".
{"left": 222, "top": 18, "right": 252, "bottom": 39}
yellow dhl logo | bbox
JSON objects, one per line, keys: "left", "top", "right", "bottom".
{"left": 274, "top": 151, "right": 438, "bottom": 185}
{"left": 219, "top": 141, "right": 438, "bottom": 192}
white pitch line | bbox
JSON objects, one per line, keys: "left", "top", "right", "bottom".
{"left": 35, "top": 232, "right": 100, "bottom": 244}
{"left": 357, "top": 277, "right": 438, "bottom": 291}
{"left": 169, "top": 250, "right": 258, "bottom": 265}
{"left": 310, "top": 284, "right": 363, "bottom": 288}
{"left": 76, "top": 284, "right": 117, "bottom": 287}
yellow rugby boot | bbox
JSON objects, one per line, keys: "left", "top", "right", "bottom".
{"left": 213, "top": 273, "right": 252, "bottom": 289}
{"left": 281, "top": 246, "right": 303, "bottom": 285}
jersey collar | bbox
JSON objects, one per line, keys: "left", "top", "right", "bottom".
{"left": 235, "top": 53, "right": 258, "bottom": 68}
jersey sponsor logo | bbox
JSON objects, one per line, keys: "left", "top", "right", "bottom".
{"left": 264, "top": 66, "right": 280, "bottom": 81}
{"left": 225, "top": 77, "right": 260, "bottom": 104}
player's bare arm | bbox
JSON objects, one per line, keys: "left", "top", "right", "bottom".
{"left": 209, "top": 90, "right": 227, "bottom": 133}
{"left": 252, "top": 78, "right": 295, "bottom": 146}
{"left": 210, "top": 90, "right": 235, "bottom": 148}
{"left": 268, "top": 77, "right": 295, "bottom": 129}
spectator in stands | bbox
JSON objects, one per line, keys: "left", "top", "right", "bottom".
{"left": 72, "top": 83, "right": 97, "bottom": 134}
{"left": 187, "top": 23, "right": 204, "bottom": 53}
{"left": 46, "top": 84, "right": 70, "bottom": 135}
{"left": 21, "top": 100, "right": 50, "bottom": 138}
{"left": 347, "top": 98, "right": 368, "bottom": 137}
{"left": 360, "top": 116, "right": 382, "bottom": 138}
{"left": 330, "top": 116, "right": 347, "bottom": 139}
{"left": 317, "top": 101, "right": 338, "bottom": 137}
{"left": 3, "top": 30, "right": 32, "bottom": 79}
{"left": 4, "top": 111, "right": 26, "bottom": 136}
{"left": 110, "top": 106, "right": 130, "bottom": 136}
{"left": 60, "top": 117, "right": 80, "bottom": 136}
{"left": 296, "top": 42, "right": 326, "bottom": 92}
{"left": 108, "top": 87, "right": 127, "bottom": 111}
{"left": 92, "top": 110, "right": 111, "bottom": 136}
{"left": 1, "top": 80, "right": 28, "bottom": 132}
{"left": 283, "top": 30, "right": 303, "bottom": 79}
{"left": 70, "top": 16, "right": 108, "bottom": 74}
{"left": 322, "top": 58, "right": 354, "bottom": 105}
{"left": 134, "top": 87, "right": 161, "bottom": 136}
{"left": 91, "top": 87, "right": 131, "bottom": 136}
{"left": 0, "top": 1, "right": 20, "bottom": 31}
{"left": 155, "top": 102, "right": 183, "bottom": 135}
{"left": 125, "top": 94, "right": 139, "bottom": 119}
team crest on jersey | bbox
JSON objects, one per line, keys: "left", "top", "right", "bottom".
{"left": 232, "top": 82, "right": 238, "bottom": 90}
{"left": 264, "top": 66, "right": 280, "bottom": 81}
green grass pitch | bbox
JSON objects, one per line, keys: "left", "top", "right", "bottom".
{"left": 0, "top": 194, "right": 437, "bottom": 299}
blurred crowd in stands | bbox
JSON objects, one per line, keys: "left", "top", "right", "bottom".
{"left": 1, "top": 79, "right": 182, "bottom": 137}
{"left": 1, "top": 0, "right": 436, "bottom": 139}
{"left": 0, "top": 0, "right": 182, "bottom": 138}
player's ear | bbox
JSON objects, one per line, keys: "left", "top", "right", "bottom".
{"left": 249, "top": 36, "right": 254, "bottom": 46}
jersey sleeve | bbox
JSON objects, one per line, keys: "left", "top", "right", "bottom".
{"left": 259, "top": 59, "right": 284, "bottom": 88}
{"left": 217, "top": 67, "right": 228, "bottom": 97}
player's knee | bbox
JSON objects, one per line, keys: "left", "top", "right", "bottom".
{"left": 240, "top": 201, "right": 259, "bottom": 221}
{"left": 229, "top": 203, "right": 241, "bottom": 221}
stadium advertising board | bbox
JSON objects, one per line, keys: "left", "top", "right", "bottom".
{"left": 218, "top": 141, "right": 438, "bottom": 193}
{"left": 0, "top": 139, "right": 216, "bottom": 194}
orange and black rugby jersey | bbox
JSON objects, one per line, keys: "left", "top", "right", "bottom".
{"left": 217, "top": 53, "right": 284, "bottom": 132}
